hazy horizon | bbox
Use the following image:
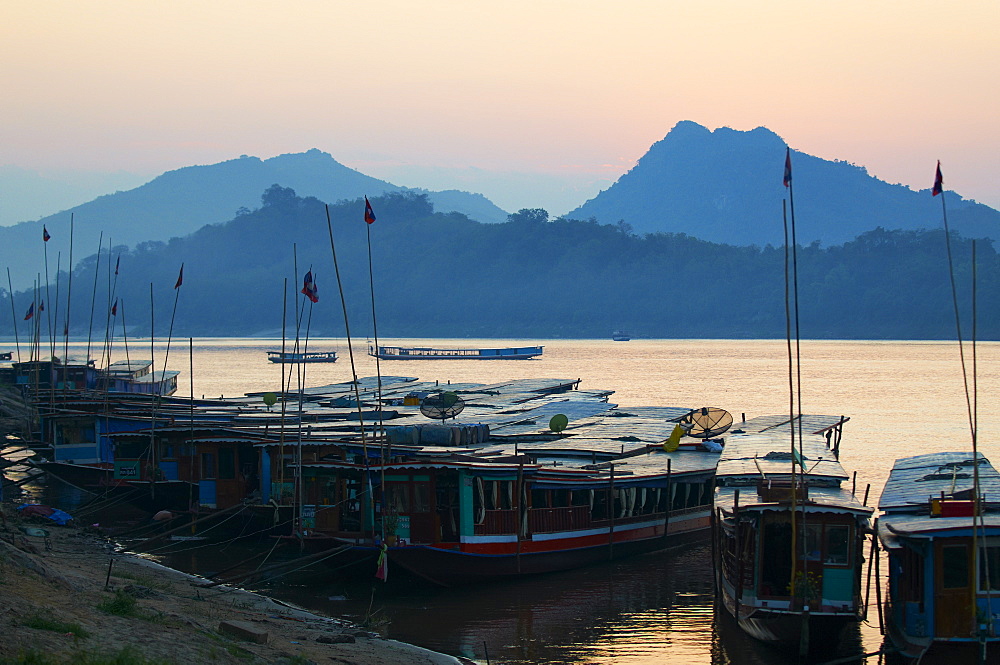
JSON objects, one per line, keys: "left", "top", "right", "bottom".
{"left": 2, "top": 1, "right": 998, "bottom": 226}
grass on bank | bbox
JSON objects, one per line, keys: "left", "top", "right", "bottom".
{"left": 96, "top": 590, "right": 163, "bottom": 623}
{"left": 0, "top": 645, "right": 173, "bottom": 665}
{"left": 21, "top": 612, "right": 90, "bottom": 639}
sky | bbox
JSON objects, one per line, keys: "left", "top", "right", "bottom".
{"left": 1, "top": 0, "right": 998, "bottom": 224}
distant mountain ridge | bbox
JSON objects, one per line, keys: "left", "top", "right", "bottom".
{"left": 0, "top": 150, "right": 508, "bottom": 289}
{"left": 568, "top": 121, "right": 1000, "bottom": 247}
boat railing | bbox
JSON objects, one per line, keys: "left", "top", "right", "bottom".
{"left": 475, "top": 509, "right": 518, "bottom": 535}
{"left": 528, "top": 505, "right": 591, "bottom": 534}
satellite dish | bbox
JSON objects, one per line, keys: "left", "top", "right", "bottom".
{"left": 549, "top": 414, "right": 568, "bottom": 433}
{"left": 420, "top": 391, "right": 465, "bottom": 421}
{"left": 681, "top": 407, "right": 733, "bottom": 439}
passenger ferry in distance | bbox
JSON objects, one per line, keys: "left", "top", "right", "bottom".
{"left": 369, "top": 344, "right": 543, "bottom": 360}
{"left": 266, "top": 350, "right": 338, "bottom": 363}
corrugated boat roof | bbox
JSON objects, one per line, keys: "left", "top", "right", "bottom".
{"left": 878, "top": 452, "right": 1000, "bottom": 512}
{"left": 716, "top": 432, "right": 849, "bottom": 482}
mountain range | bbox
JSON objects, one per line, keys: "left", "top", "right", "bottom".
{"left": 569, "top": 121, "right": 1000, "bottom": 247}
{"left": 0, "top": 150, "right": 507, "bottom": 290}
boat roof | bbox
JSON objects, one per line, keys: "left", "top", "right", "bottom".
{"left": 130, "top": 370, "right": 180, "bottom": 383}
{"left": 732, "top": 413, "right": 849, "bottom": 436}
{"left": 715, "top": 431, "right": 850, "bottom": 483}
{"left": 879, "top": 513, "right": 1000, "bottom": 545}
{"left": 878, "top": 452, "right": 1000, "bottom": 512}
{"left": 716, "top": 483, "right": 871, "bottom": 516}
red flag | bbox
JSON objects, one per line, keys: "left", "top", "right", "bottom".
{"left": 932, "top": 161, "right": 943, "bottom": 196}
{"left": 111, "top": 299, "right": 118, "bottom": 316}
{"left": 43, "top": 226, "right": 51, "bottom": 242}
{"left": 301, "top": 270, "right": 319, "bottom": 303}
{"left": 783, "top": 149, "right": 792, "bottom": 188}
{"left": 23, "top": 303, "right": 34, "bottom": 320}
{"left": 364, "top": 197, "right": 377, "bottom": 225}
{"left": 39, "top": 300, "right": 44, "bottom": 312}
{"left": 174, "top": 264, "right": 184, "bottom": 289}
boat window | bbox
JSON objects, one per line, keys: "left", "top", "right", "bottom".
{"left": 412, "top": 483, "right": 431, "bottom": 513}
{"left": 980, "top": 545, "right": 1000, "bottom": 591}
{"left": 386, "top": 484, "right": 409, "bottom": 513}
{"left": 201, "top": 453, "right": 216, "bottom": 479}
{"left": 800, "top": 524, "right": 823, "bottom": 561}
{"left": 942, "top": 544, "right": 969, "bottom": 589}
{"left": 899, "top": 546, "right": 924, "bottom": 602}
{"left": 218, "top": 447, "right": 236, "bottom": 480}
{"left": 825, "top": 525, "right": 851, "bottom": 565}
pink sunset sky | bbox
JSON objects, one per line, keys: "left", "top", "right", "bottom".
{"left": 1, "top": 0, "right": 997, "bottom": 219}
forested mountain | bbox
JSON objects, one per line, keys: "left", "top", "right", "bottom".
{"left": 0, "top": 150, "right": 508, "bottom": 289}
{"left": 569, "top": 121, "right": 1000, "bottom": 247}
{"left": 1, "top": 189, "right": 996, "bottom": 342}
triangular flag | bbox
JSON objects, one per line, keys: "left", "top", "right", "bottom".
{"left": 174, "top": 264, "right": 184, "bottom": 289}
{"left": 783, "top": 148, "right": 792, "bottom": 188}
{"left": 111, "top": 299, "right": 118, "bottom": 316}
{"left": 43, "top": 226, "right": 51, "bottom": 242}
{"left": 301, "top": 270, "right": 319, "bottom": 303}
{"left": 932, "top": 161, "right": 943, "bottom": 197}
{"left": 364, "top": 197, "right": 377, "bottom": 225}
{"left": 23, "top": 303, "right": 34, "bottom": 320}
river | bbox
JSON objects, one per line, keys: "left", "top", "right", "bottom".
{"left": 13, "top": 337, "right": 1000, "bottom": 664}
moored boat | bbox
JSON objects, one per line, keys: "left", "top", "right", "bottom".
{"left": 877, "top": 452, "right": 1000, "bottom": 663}
{"left": 267, "top": 350, "right": 338, "bottom": 363}
{"left": 611, "top": 331, "right": 631, "bottom": 341}
{"left": 369, "top": 345, "right": 543, "bottom": 360}
{"left": 712, "top": 416, "right": 871, "bottom": 652}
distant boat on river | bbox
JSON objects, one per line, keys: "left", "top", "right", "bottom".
{"left": 266, "top": 350, "right": 338, "bottom": 364}
{"left": 369, "top": 345, "right": 543, "bottom": 360}
{"left": 611, "top": 331, "right": 631, "bottom": 341}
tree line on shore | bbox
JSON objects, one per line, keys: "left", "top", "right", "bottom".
{"left": 1, "top": 188, "right": 996, "bottom": 342}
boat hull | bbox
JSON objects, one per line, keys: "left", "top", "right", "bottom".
{"left": 386, "top": 521, "right": 707, "bottom": 587}
{"left": 369, "top": 345, "right": 544, "bottom": 360}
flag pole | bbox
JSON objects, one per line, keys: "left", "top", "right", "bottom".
{"left": 934, "top": 162, "right": 974, "bottom": 441}
{"left": 325, "top": 204, "right": 372, "bottom": 540}
{"left": 278, "top": 278, "right": 288, "bottom": 493}
{"left": 42, "top": 227, "right": 53, "bottom": 363}
{"left": 364, "top": 196, "right": 388, "bottom": 546}
{"left": 160, "top": 263, "right": 183, "bottom": 398}
{"left": 52, "top": 252, "right": 61, "bottom": 363}
{"left": 62, "top": 213, "right": 75, "bottom": 391}
{"left": 7, "top": 268, "right": 21, "bottom": 363}
{"left": 86, "top": 232, "right": 104, "bottom": 365}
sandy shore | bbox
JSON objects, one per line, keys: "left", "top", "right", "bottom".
{"left": 0, "top": 503, "right": 471, "bottom": 665}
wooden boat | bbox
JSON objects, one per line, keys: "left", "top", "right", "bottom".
{"left": 266, "top": 350, "right": 338, "bottom": 364}
{"left": 611, "top": 331, "right": 631, "bottom": 341}
{"left": 877, "top": 452, "right": 1000, "bottom": 663}
{"left": 369, "top": 345, "right": 543, "bottom": 360}
{"left": 293, "top": 448, "right": 720, "bottom": 586}
{"left": 276, "top": 403, "right": 724, "bottom": 586}
{"left": 712, "top": 416, "right": 872, "bottom": 652}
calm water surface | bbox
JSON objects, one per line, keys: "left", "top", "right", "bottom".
{"left": 21, "top": 338, "right": 1000, "bottom": 664}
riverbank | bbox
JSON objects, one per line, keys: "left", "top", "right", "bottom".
{"left": 0, "top": 503, "right": 470, "bottom": 665}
